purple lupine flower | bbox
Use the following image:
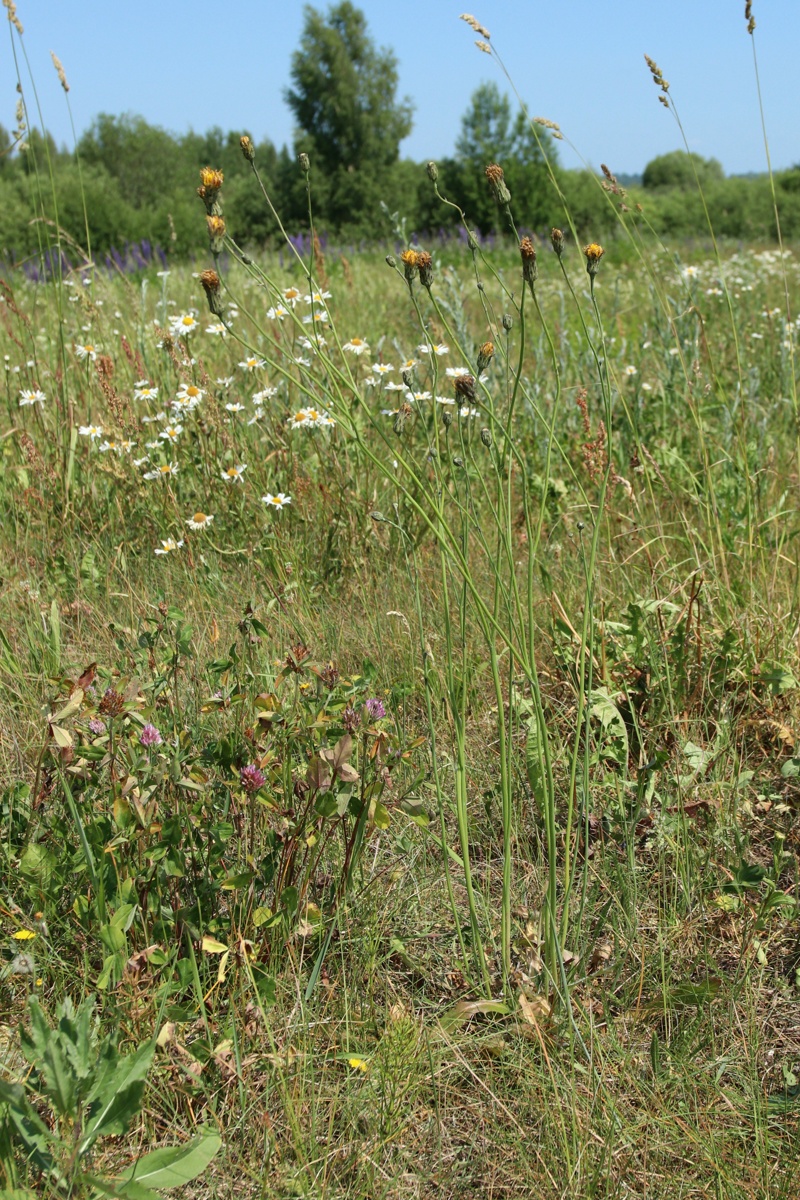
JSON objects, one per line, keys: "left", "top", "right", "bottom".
{"left": 139, "top": 723, "right": 163, "bottom": 747}
{"left": 365, "top": 698, "right": 386, "bottom": 721}
{"left": 240, "top": 764, "right": 266, "bottom": 794}
{"left": 88, "top": 717, "right": 106, "bottom": 736}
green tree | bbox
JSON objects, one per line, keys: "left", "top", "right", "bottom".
{"left": 451, "top": 83, "right": 555, "bottom": 233}
{"left": 285, "top": 1, "right": 414, "bottom": 231}
{"left": 642, "top": 150, "right": 724, "bottom": 190}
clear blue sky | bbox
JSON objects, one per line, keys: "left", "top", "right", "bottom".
{"left": 3, "top": 0, "right": 798, "bottom": 175}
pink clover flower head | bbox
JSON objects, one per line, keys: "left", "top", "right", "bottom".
{"left": 241, "top": 763, "right": 266, "bottom": 793}
{"left": 365, "top": 697, "right": 386, "bottom": 721}
{"left": 139, "top": 723, "right": 163, "bottom": 747}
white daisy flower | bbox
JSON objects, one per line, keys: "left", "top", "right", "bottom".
{"left": 19, "top": 388, "right": 45, "bottom": 407}
{"left": 221, "top": 464, "right": 247, "bottom": 483}
{"left": 225, "top": 402, "right": 245, "bottom": 413}
{"left": 186, "top": 512, "right": 214, "bottom": 530}
{"left": 238, "top": 357, "right": 266, "bottom": 372}
{"left": 343, "top": 337, "right": 369, "bottom": 355}
{"left": 134, "top": 384, "right": 159, "bottom": 402}
{"left": 304, "top": 289, "right": 332, "bottom": 304}
{"left": 282, "top": 286, "right": 303, "bottom": 306}
{"left": 176, "top": 383, "right": 204, "bottom": 404}
{"left": 143, "top": 461, "right": 178, "bottom": 480}
{"left": 170, "top": 313, "right": 199, "bottom": 337}
{"left": 262, "top": 492, "right": 291, "bottom": 509}
{"left": 206, "top": 322, "right": 228, "bottom": 336}
{"left": 623, "top": 365, "right": 638, "bottom": 376}
{"left": 266, "top": 305, "right": 288, "bottom": 320}
{"left": 159, "top": 425, "right": 183, "bottom": 443}
{"left": 154, "top": 537, "right": 183, "bottom": 555}
{"left": 372, "top": 363, "right": 393, "bottom": 375}
{"left": 75, "top": 343, "right": 98, "bottom": 361}
{"left": 79, "top": 424, "right": 103, "bottom": 440}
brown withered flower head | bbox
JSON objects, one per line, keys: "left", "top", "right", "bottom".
{"left": 550, "top": 227, "right": 565, "bottom": 258}
{"left": 519, "top": 236, "right": 538, "bottom": 291}
{"left": 416, "top": 250, "right": 433, "bottom": 290}
{"left": 477, "top": 341, "right": 494, "bottom": 373}
{"left": 99, "top": 687, "right": 124, "bottom": 718}
{"left": 485, "top": 163, "right": 511, "bottom": 206}
{"left": 454, "top": 374, "right": 477, "bottom": 404}
{"left": 206, "top": 214, "right": 226, "bottom": 254}
{"left": 200, "top": 268, "right": 224, "bottom": 317}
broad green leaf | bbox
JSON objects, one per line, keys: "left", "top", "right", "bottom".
{"left": 80, "top": 1040, "right": 155, "bottom": 1153}
{"left": 118, "top": 1126, "right": 221, "bottom": 1191}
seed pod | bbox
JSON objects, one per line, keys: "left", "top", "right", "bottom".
{"left": 502, "top": 313, "right": 513, "bottom": 331}
{"left": 480, "top": 426, "right": 492, "bottom": 448}
{"left": 386, "top": 254, "right": 397, "bottom": 268}
{"left": 298, "top": 152, "right": 310, "bottom": 171}
{"left": 442, "top": 410, "right": 453, "bottom": 429}
{"left": 402, "top": 368, "right": 414, "bottom": 389}
{"left": 426, "top": 160, "right": 439, "bottom": 183}
{"left": 550, "top": 227, "right": 564, "bottom": 258}
{"left": 452, "top": 455, "right": 464, "bottom": 468}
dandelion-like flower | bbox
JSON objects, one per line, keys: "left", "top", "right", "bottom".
{"left": 262, "top": 492, "right": 291, "bottom": 510}
{"left": 221, "top": 464, "right": 247, "bottom": 483}
{"left": 154, "top": 537, "right": 183, "bottom": 556}
{"left": 186, "top": 512, "right": 214, "bottom": 530}
{"left": 583, "top": 243, "right": 605, "bottom": 277}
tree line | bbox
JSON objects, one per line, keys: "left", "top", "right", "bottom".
{"left": 1, "top": 1, "right": 798, "bottom": 267}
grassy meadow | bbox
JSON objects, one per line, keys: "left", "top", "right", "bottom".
{"left": 1, "top": 112, "right": 800, "bottom": 1198}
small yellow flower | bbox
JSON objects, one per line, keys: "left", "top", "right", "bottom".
{"left": 583, "top": 243, "right": 605, "bottom": 263}
{"left": 12, "top": 929, "right": 36, "bottom": 940}
{"left": 347, "top": 1056, "right": 369, "bottom": 1072}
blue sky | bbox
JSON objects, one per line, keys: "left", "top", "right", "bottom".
{"left": 3, "top": 0, "right": 798, "bottom": 175}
